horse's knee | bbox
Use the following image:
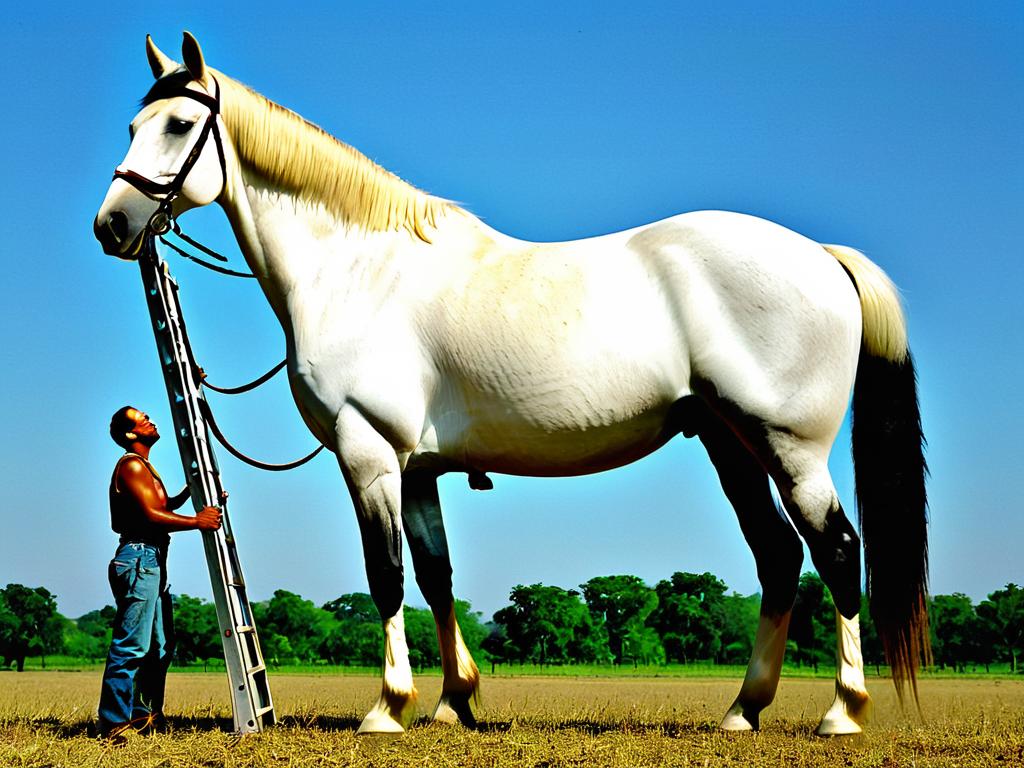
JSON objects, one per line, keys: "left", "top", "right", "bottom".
{"left": 415, "top": 559, "right": 453, "bottom": 610}
{"left": 805, "top": 507, "right": 861, "bottom": 619}
{"left": 364, "top": 572, "right": 401, "bottom": 621}
{"left": 777, "top": 461, "right": 861, "bottom": 620}
{"left": 359, "top": 513, "right": 405, "bottom": 620}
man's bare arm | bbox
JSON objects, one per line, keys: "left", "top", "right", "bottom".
{"left": 118, "top": 459, "right": 221, "bottom": 531}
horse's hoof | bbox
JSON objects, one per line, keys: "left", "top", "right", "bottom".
{"left": 719, "top": 702, "right": 759, "bottom": 732}
{"left": 815, "top": 714, "right": 864, "bottom": 737}
{"left": 815, "top": 692, "right": 871, "bottom": 737}
{"left": 357, "top": 711, "right": 407, "bottom": 735}
{"left": 357, "top": 697, "right": 415, "bottom": 735}
{"left": 431, "top": 693, "right": 477, "bottom": 728}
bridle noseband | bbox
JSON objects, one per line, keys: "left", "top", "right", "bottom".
{"left": 114, "top": 76, "right": 227, "bottom": 236}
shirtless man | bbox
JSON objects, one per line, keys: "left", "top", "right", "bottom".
{"left": 97, "top": 406, "right": 222, "bottom": 742}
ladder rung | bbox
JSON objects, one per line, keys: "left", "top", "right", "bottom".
{"left": 235, "top": 625, "right": 255, "bottom": 633}
{"left": 256, "top": 705, "right": 275, "bottom": 716}
{"left": 247, "top": 664, "right": 266, "bottom": 676}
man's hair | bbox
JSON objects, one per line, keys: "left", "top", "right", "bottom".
{"left": 110, "top": 406, "right": 137, "bottom": 448}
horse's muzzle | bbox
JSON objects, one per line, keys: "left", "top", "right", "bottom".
{"left": 94, "top": 211, "right": 142, "bottom": 259}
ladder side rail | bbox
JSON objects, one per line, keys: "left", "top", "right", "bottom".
{"left": 137, "top": 238, "right": 275, "bottom": 731}
{"left": 159, "top": 264, "right": 276, "bottom": 727}
{"left": 157, "top": 254, "right": 272, "bottom": 688}
{"left": 159, "top": 259, "right": 269, "bottom": 665}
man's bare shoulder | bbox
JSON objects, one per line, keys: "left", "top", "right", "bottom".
{"left": 115, "top": 456, "right": 157, "bottom": 487}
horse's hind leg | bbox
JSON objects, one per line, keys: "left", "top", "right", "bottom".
{"left": 760, "top": 429, "right": 872, "bottom": 735}
{"left": 691, "top": 402, "right": 803, "bottom": 731}
{"left": 402, "top": 471, "right": 480, "bottom": 727}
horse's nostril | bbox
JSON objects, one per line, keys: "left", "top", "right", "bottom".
{"left": 108, "top": 210, "right": 129, "bottom": 241}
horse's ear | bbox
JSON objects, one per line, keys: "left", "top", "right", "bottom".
{"left": 145, "top": 34, "right": 176, "bottom": 79}
{"left": 181, "top": 31, "right": 211, "bottom": 87}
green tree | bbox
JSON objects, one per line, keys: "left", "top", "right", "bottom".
{"left": 258, "top": 631, "right": 295, "bottom": 666}
{"left": 622, "top": 623, "right": 665, "bottom": 666}
{"left": 969, "top": 607, "right": 1000, "bottom": 673}
{"left": 647, "top": 572, "right": 727, "bottom": 663}
{"left": 718, "top": 592, "right": 760, "bottom": 664}
{"left": 493, "top": 584, "right": 610, "bottom": 665}
{"left": 482, "top": 622, "right": 510, "bottom": 669}
{"left": 977, "top": 584, "right": 1024, "bottom": 673}
{"left": 172, "top": 594, "right": 221, "bottom": 665}
{"left": 404, "top": 606, "right": 438, "bottom": 669}
{"left": 0, "top": 599, "right": 18, "bottom": 669}
{"left": 580, "top": 575, "right": 660, "bottom": 665}
{"left": 252, "top": 590, "right": 336, "bottom": 664}
{"left": 62, "top": 605, "right": 115, "bottom": 662}
{"left": 0, "top": 584, "right": 64, "bottom": 671}
{"left": 75, "top": 605, "right": 116, "bottom": 640}
{"left": 62, "top": 620, "right": 106, "bottom": 660}
{"left": 930, "top": 594, "right": 980, "bottom": 672}
{"left": 787, "top": 572, "right": 834, "bottom": 671}
{"left": 321, "top": 593, "right": 383, "bottom": 666}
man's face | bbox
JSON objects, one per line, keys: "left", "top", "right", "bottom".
{"left": 126, "top": 408, "right": 160, "bottom": 445}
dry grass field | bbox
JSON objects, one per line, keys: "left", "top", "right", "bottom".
{"left": 1, "top": 671, "right": 1021, "bottom": 767}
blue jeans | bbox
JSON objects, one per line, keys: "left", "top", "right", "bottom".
{"left": 97, "top": 542, "right": 174, "bottom": 730}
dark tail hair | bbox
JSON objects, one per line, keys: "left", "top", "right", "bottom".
{"left": 852, "top": 349, "right": 930, "bottom": 703}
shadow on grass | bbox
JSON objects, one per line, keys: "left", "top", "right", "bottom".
{"left": 10, "top": 714, "right": 789, "bottom": 740}
{"left": 6, "top": 714, "right": 236, "bottom": 739}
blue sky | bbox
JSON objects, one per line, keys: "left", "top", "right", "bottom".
{"left": 1, "top": 2, "right": 1020, "bottom": 621}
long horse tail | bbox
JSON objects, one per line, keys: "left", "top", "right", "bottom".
{"left": 824, "top": 244, "right": 930, "bottom": 704}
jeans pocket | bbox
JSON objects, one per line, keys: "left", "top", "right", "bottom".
{"left": 109, "top": 559, "right": 140, "bottom": 600}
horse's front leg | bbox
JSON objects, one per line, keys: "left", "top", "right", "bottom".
{"left": 402, "top": 471, "right": 480, "bottom": 727}
{"left": 335, "top": 408, "right": 417, "bottom": 734}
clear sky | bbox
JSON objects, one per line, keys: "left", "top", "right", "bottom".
{"left": 1, "top": 2, "right": 1020, "bottom": 621}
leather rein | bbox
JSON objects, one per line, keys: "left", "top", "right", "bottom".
{"left": 116, "top": 76, "right": 324, "bottom": 472}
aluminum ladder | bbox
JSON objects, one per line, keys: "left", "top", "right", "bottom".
{"left": 137, "top": 236, "right": 275, "bottom": 733}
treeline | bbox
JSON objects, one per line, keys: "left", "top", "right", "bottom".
{"left": 1, "top": 576, "right": 1021, "bottom": 674}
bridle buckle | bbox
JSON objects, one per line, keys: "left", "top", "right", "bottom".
{"left": 149, "top": 210, "right": 172, "bottom": 235}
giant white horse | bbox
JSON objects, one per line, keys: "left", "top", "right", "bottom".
{"left": 95, "top": 33, "right": 929, "bottom": 736}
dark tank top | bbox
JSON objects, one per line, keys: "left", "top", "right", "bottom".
{"left": 109, "top": 453, "right": 171, "bottom": 548}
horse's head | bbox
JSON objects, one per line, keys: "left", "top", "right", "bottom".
{"left": 94, "top": 33, "right": 227, "bottom": 258}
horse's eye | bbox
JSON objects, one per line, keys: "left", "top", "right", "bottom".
{"left": 166, "top": 118, "right": 194, "bottom": 136}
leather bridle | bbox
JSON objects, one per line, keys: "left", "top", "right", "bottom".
{"left": 113, "top": 76, "right": 226, "bottom": 236}
{"left": 110, "top": 76, "right": 325, "bottom": 471}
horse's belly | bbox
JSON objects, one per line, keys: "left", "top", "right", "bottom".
{"left": 421, "top": 363, "right": 686, "bottom": 476}
{"left": 433, "top": 407, "right": 676, "bottom": 477}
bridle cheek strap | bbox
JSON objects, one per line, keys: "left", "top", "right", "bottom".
{"left": 113, "top": 77, "right": 226, "bottom": 235}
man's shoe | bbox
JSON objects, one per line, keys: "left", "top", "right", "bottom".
{"left": 99, "top": 722, "right": 139, "bottom": 746}
{"left": 131, "top": 712, "right": 168, "bottom": 735}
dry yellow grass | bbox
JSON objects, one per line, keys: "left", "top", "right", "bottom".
{"left": 1, "top": 672, "right": 1021, "bottom": 767}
